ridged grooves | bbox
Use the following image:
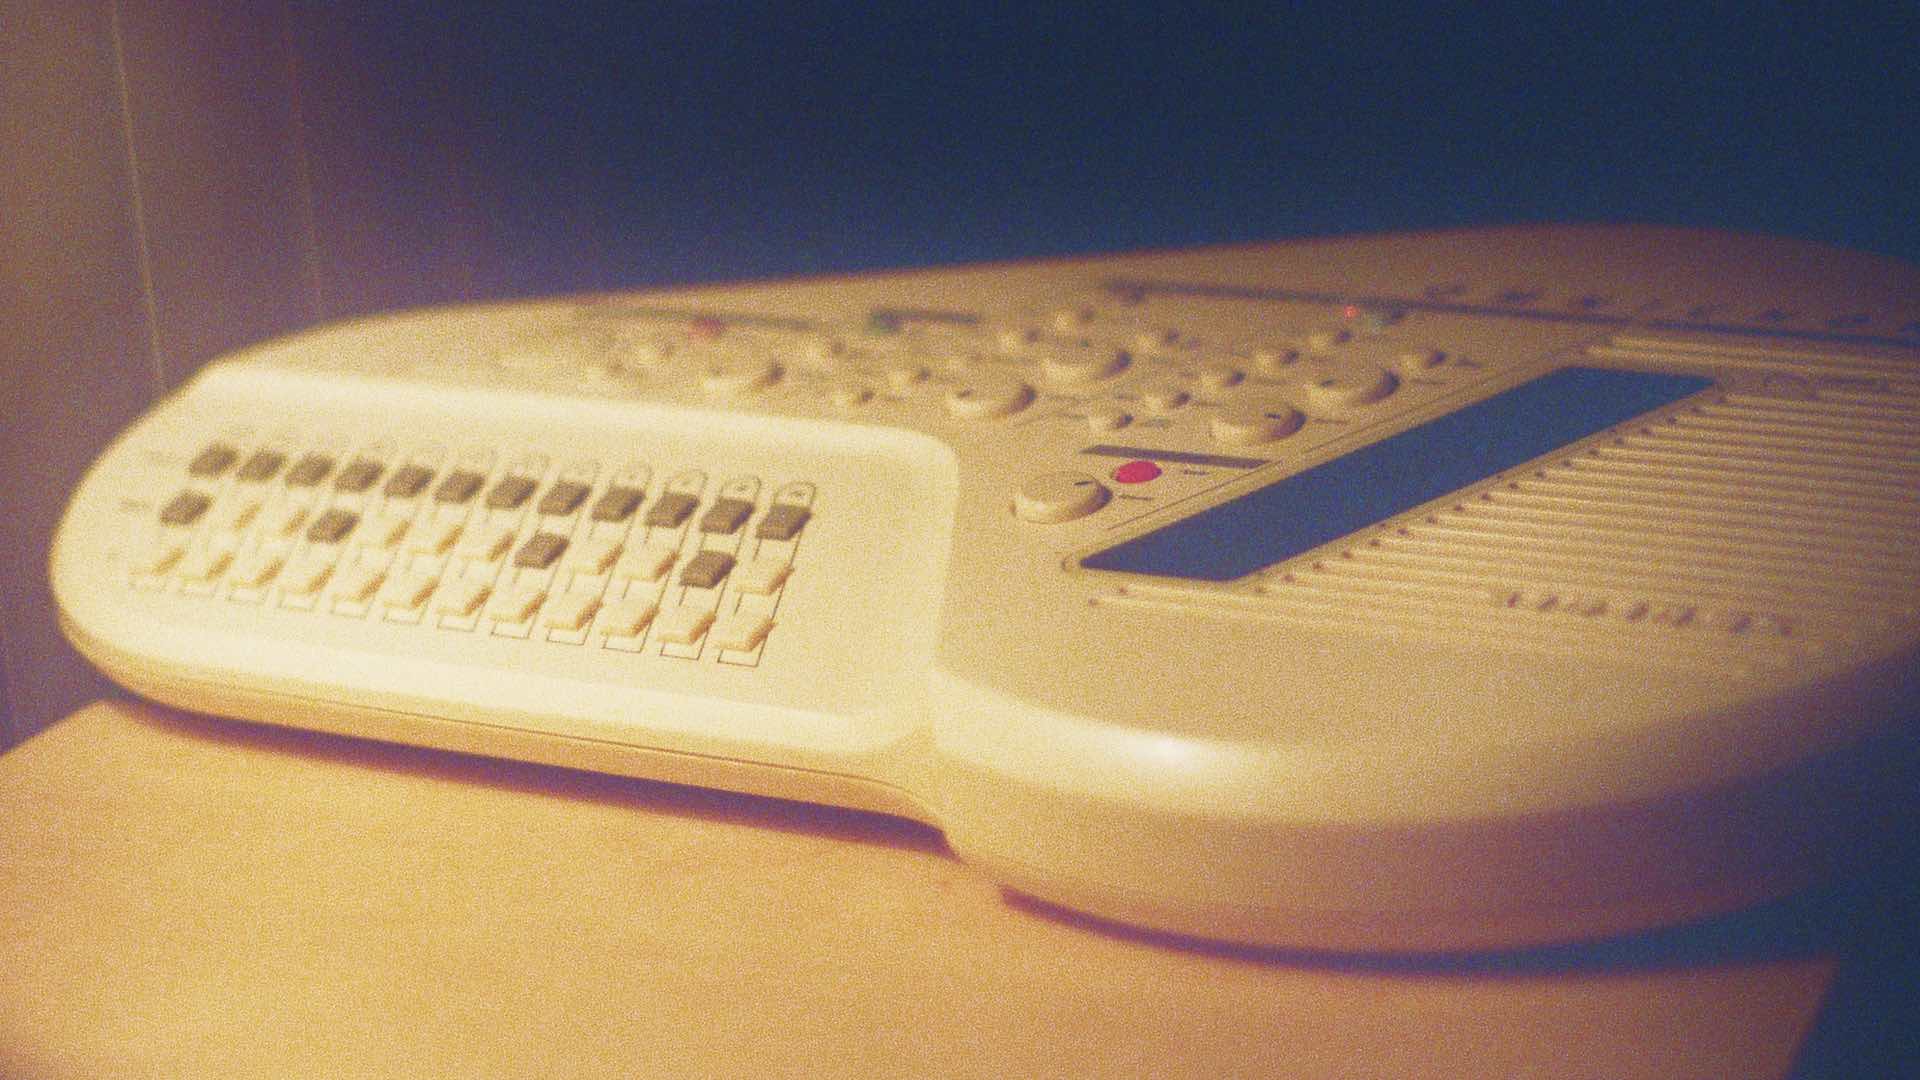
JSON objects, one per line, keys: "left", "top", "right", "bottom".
{"left": 1098, "top": 371, "right": 1920, "bottom": 660}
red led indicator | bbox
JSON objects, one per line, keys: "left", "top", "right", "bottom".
{"left": 1342, "top": 304, "right": 1361, "bottom": 319}
{"left": 1112, "top": 460, "right": 1162, "bottom": 484}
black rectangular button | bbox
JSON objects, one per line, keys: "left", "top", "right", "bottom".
{"left": 755, "top": 504, "right": 811, "bottom": 541}
{"left": 513, "top": 532, "right": 569, "bottom": 569}
{"left": 434, "top": 470, "right": 485, "bottom": 504}
{"left": 538, "top": 480, "right": 591, "bottom": 516}
{"left": 384, "top": 464, "right": 434, "bottom": 498}
{"left": 645, "top": 492, "right": 699, "bottom": 528}
{"left": 306, "top": 508, "right": 359, "bottom": 543}
{"left": 286, "top": 454, "right": 336, "bottom": 487}
{"left": 236, "top": 450, "right": 287, "bottom": 483}
{"left": 487, "top": 475, "right": 537, "bottom": 510}
{"left": 699, "top": 498, "right": 754, "bottom": 535}
{"left": 590, "top": 486, "right": 645, "bottom": 523}
{"left": 679, "top": 550, "right": 736, "bottom": 588}
{"left": 334, "top": 459, "right": 384, "bottom": 492}
{"left": 159, "top": 490, "right": 212, "bottom": 526}
{"left": 187, "top": 443, "right": 239, "bottom": 477}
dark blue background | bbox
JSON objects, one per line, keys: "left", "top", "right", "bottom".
{"left": 330, "top": 4, "right": 1919, "bottom": 294}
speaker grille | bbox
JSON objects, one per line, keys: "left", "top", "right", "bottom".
{"left": 1098, "top": 357, "right": 1920, "bottom": 666}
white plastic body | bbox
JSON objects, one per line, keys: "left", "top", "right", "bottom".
{"left": 53, "top": 225, "right": 1920, "bottom": 951}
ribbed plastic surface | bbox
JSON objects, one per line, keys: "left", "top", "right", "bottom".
{"left": 1102, "top": 344, "right": 1920, "bottom": 665}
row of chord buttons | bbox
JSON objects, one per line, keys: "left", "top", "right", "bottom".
{"left": 172, "top": 444, "right": 813, "bottom": 538}
{"left": 142, "top": 524, "right": 792, "bottom": 594}
{"left": 338, "top": 567, "right": 777, "bottom": 653}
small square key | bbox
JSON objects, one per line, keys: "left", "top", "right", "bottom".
{"left": 599, "top": 594, "right": 660, "bottom": 637}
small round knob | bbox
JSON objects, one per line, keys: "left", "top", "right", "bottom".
{"left": 1034, "top": 340, "right": 1130, "bottom": 385}
{"left": 1210, "top": 401, "right": 1305, "bottom": 445}
{"left": 1301, "top": 367, "right": 1397, "bottom": 411}
{"left": 945, "top": 373, "right": 1036, "bottom": 420}
{"left": 1013, "top": 472, "right": 1111, "bottom": 523}
{"left": 698, "top": 354, "right": 780, "bottom": 396}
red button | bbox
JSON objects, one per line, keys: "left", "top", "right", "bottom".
{"left": 1112, "top": 460, "right": 1162, "bottom": 484}
{"left": 690, "top": 317, "right": 727, "bottom": 339}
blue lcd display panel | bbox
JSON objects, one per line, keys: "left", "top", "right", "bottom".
{"left": 1080, "top": 367, "right": 1713, "bottom": 582}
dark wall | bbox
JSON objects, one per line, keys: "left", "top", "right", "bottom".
{"left": 2, "top": 1, "right": 1916, "bottom": 744}
{"left": 306, "top": 4, "right": 1920, "bottom": 297}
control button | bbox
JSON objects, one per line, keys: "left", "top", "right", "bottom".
{"left": 541, "top": 591, "right": 601, "bottom": 632}
{"left": 613, "top": 332, "right": 675, "bottom": 369}
{"left": 735, "top": 556, "right": 792, "bottom": 595}
{"left": 1049, "top": 306, "right": 1098, "bottom": 333}
{"left": 882, "top": 360, "right": 929, "bottom": 390}
{"left": 1035, "top": 340, "right": 1130, "bottom": 384}
{"left": 712, "top": 612, "right": 773, "bottom": 652}
{"left": 333, "top": 563, "right": 386, "bottom": 604}
{"left": 616, "top": 542, "right": 679, "bottom": 583}
{"left": 945, "top": 374, "right": 1035, "bottom": 420}
{"left": 565, "top": 534, "right": 624, "bottom": 574}
{"left": 211, "top": 496, "right": 263, "bottom": 533}
{"left": 364, "top": 514, "right": 411, "bottom": 549}
{"left": 656, "top": 605, "right": 715, "bottom": 646}
{"left": 1132, "top": 327, "right": 1183, "bottom": 354}
{"left": 179, "top": 545, "right": 234, "bottom": 582}
{"left": 280, "top": 554, "right": 335, "bottom": 596}
{"left": 698, "top": 354, "right": 779, "bottom": 396}
{"left": 1013, "top": 472, "right": 1111, "bottom": 523}
{"left": 433, "top": 470, "right": 485, "bottom": 504}
{"left": 1356, "top": 308, "right": 1404, "bottom": 331}
{"left": 285, "top": 454, "right": 335, "bottom": 488}
{"left": 994, "top": 325, "right": 1043, "bottom": 352}
{"left": 1304, "top": 328, "right": 1351, "bottom": 351}
{"left": 1390, "top": 346, "right": 1448, "bottom": 376}
{"left": 236, "top": 450, "right": 287, "bottom": 484}
{"left": 409, "top": 517, "right": 464, "bottom": 555}
{"left": 378, "top": 460, "right": 430, "bottom": 498}
{"left": 305, "top": 508, "right": 360, "bottom": 544}
{"left": 135, "top": 536, "right": 186, "bottom": 576}
{"left": 159, "top": 490, "right": 213, "bottom": 527}
{"left": 796, "top": 334, "right": 849, "bottom": 373}
{"left": 379, "top": 572, "right": 438, "bottom": 612}
{"left": 1136, "top": 380, "right": 1190, "bottom": 413}
{"left": 513, "top": 532, "right": 570, "bottom": 569}
{"left": 333, "top": 459, "right": 384, "bottom": 493}
{"left": 264, "top": 502, "right": 311, "bottom": 538}
{"left": 590, "top": 486, "right": 646, "bottom": 523}
{"left": 1301, "top": 367, "right": 1398, "bottom": 411}
{"left": 486, "top": 475, "right": 537, "bottom": 510}
{"left": 435, "top": 577, "right": 491, "bottom": 618}
{"left": 699, "top": 497, "right": 754, "bottom": 535}
{"left": 1210, "top": 402, "right": 1305, "bottom": 445}
{"left": 230, "top": 550, "right": 285, "bottom": 589}
{"left": 755, "top": 504, "right": 811, "bottom": 541}
{"left": 680, "top": 550, "right": 737, "bottom": 589}
{"left": 1250, "top": 346, "right": 1303, "bottom": 377}
{"left": 645, "top": 492, "right": 699, "bottom": 528}
{"left": 486, "top": 582, "right": 546, "bottom": 623}
{"left": 1196, "top": 362, "right": 1244, "bottom": 392}
{"left": 599, "top": 594, "right": 660, "bottom": 637}
{"left": 1111, "top": 460, "right": 1162, "bottom": 484}
{"left": 457, "top": 521, "right": 517, "bottom": 561}
{"left": 1084, "top": 403, "right": 1131, "bottom": 432}
{"left": 187, "top": 443, "right": 240, "bottom": 478}
{"left": 537, "top": 480, "right": 591, "bottom": 516}
{"left": 828, "top": 380, "right": 874, "bottom": 407}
